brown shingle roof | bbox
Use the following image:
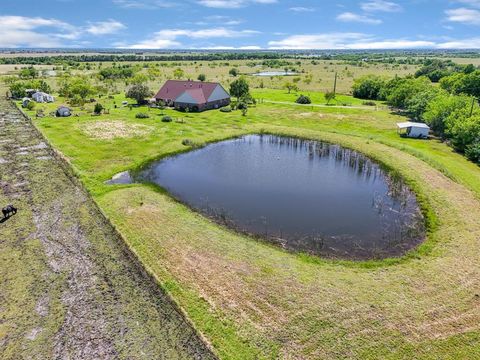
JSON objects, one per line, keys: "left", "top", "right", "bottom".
{"left": 154, "top": 80, "right": 219, "bottom": 104}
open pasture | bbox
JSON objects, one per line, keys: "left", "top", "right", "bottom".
{"left": 16, "top": 85, "right": 480, "bottom": 359}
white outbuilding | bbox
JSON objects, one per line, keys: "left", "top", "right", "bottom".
{"left": 32, "top": 92, "right": 55, "bottom": 103}
{"left": 397, "top": 122, "right": 430, "bottom": 139}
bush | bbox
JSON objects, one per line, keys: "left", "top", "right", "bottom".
{"left": 220, "top": 106, "right": 232, "bottom": 112}
{"left": 25, "top": 101, "right": 35, "bottom": 110}
{"left": 465, "top": 142, "right": 480, "bottom": 164}
{"left": 362, "top": 101, "right": 376, "bottom": 106}
{"left": 296, "top": 95, "right": 311, "bottom": 104}
{"left": 135, "top": 112, "right": 150, "bottom": 119}
{"left": 94, "top": 103, "right": 104, "bottom": 115}
{"left": 324, "top": 90, "right": 336, "bottom": 104}
{"left": 161, "top": 115, "right": 172, "bottom": 122}
{"left": 237, "top": 100, "right": 248, "bottom": 110}
{"left": 181, "top": 138, "right": 204, "bottom": 148}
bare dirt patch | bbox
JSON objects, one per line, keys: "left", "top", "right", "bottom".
{"left": 0, "top": 100, "right": 215, "bottom": 360}
{"left": 81, "top": 120, "right": 152, "bottom": 140}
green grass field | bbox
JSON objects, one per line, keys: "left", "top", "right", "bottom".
{"left": 20, "top": 87, "right": 480, "bottom": 359}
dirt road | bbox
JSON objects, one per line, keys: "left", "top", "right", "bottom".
{"left": 0, "top": 98, "right": 215, "bottom": 360}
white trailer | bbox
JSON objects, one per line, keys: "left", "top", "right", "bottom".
{"left": 397, "top": 122, "right": 430, "bottom": 139}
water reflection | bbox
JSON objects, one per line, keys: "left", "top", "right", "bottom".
{"left": 136, "top": 135, "right": 425, "bottom": 260}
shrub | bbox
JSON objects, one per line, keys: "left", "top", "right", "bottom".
{"left": 465, "top": 142, "right": 480, "bottom": 164}
{"left": 362, "top": 101, "right": 376, "bottom": 106}
{"left": 325, "top": 90, "right": 336, "bottom": 104}
{"left": 237, "top": 100, "right": 248, "bottom": 110}
{"left": 25, "top": 101, "right": 35, "bottom": 110}
{"left": 181, "top": 138, "right": 204, "bottom": 148}
{"left": 94, "top": 103, "right": 104, "bottom": 115}
{"left": 161, "top": 115, "right": 172, "bottom": 122}
{"left": 296, "top": 95, "right": 311, "bottom": 104}
{"left": 135, "top": 112, "right": 150, "bottom": 119}
{"left": 220, "top": 106, "right": 232, "bottom": 112}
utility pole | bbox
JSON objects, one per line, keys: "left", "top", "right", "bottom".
{"left": 333, "top": 72, "right": 337, "bottom": 95}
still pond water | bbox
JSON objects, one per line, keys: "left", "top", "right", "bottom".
{"left": 136, "top": 135, "right": 425, "bottom": 259}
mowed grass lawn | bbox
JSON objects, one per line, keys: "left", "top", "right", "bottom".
{"left": 25, "top": 90, "right": 480, "bottom": 359}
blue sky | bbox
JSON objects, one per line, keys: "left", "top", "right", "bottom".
{"left": 1, "top": 0, "right": 480, "bottom": 49}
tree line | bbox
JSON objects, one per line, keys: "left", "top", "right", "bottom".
{"left": 352, "top": 69, "right": 480, "bottom": 164}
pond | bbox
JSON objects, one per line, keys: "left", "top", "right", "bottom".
{"left": 252, "top": 71, "right": 298, "bottom": 76}
{"left": 135, "top": 135, "right": 425, "bottom": 260}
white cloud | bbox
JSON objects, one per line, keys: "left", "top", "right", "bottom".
{"left": 437, "top": 37, "right": 480, "bottom": 48}
{"left": 123, "top": 27, "right": 260, "bottom": 48}
{"left": 112, "top": 0, "right": 177, "bottom": 8}
{"left": 445, "top": 8, "right": 480, "bottom": 25}
{"left": 347, "top": 40, "right": 436, "bottom": 49}
{"left": 197, "top": 0, "right": 277, "bottom": 9}
{"left": 289, "top": 7, "right": 315, "bottom": 12}
{"left": 268, "top": 33, "right": 371, "bottom": 49}
{"left": 0, "top": 16, "right": 76, "bottom": 47}
{"left": 361, "top": 0, "right": 402, "bottom": 12}
{"left": 337, "top": 12, "right": 382, "bottom": 24}
{"left": 86, "top": 20, "right": 126, "bottom": 35}
{"left": 268, "top": 32, "right": 438, "bottom": 49}
{"left": 0, "top": 15, "right": 127, "bottom": 48}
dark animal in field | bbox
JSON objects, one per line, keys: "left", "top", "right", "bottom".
{"left": 2, "top": 205, "right": 17, "bottom": 218}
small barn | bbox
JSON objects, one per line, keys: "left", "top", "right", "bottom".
{"left": 397, "top": 122, "right": 430, "bottom": 139}
{"left": 56, "top": 106, "right": 71, "bottom": 117}
{"left": 32, "top": 92, "right": 54, "bottom": 103}
{"left": 154, "top": 80, "right": 230, "bottom": 112}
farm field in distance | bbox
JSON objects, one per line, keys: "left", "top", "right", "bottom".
{"left": 2, "top": 50, "right": 480, "bottom": 359}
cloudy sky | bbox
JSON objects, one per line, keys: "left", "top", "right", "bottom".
{"left": 1, "top": 0, "right": 480, "bottom": 49}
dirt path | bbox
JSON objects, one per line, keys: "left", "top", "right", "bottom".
{"left": 0, "top": 98, "right": 216, "bottom": 359}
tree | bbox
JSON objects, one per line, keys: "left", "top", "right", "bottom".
{"left": 229, "top": 68, "right": 239, "bottom": 77}
{"left": 197, "top": 74, "right": 206, "bottom": 82}
{"left": 230, "top": 76, "right": 249, "bottom": 99}
{"left": 173, "top": 68, "right": 185, "bottom": 79}
{"left": 446, "top": 114, "right": 480, "bottom": 154}
{"left": 325, "top": 90, "right": 336, "bottom": 104}
{"left": 9, "top": 79, "right": 51, "bottom": 99}
{"left": 386, "top": 76, "right": 431, "bottom": 109}
{"left": 128, "top": 73, "right": 149, "bottom": 85}
{"left": 283, "top": 82, "right": 299, "bottom": 94}
{"left": 98, "top": 66, "right": 134, "bottom": 80}
{"left": 126, "top": 84, "right": 151, "bottom": 104}
{"left": 352, "top": 75, "right": 386, "bottom": 100}
{"left": 19, "top": 66, "right": 37, "bottom": 79}
{"left": 404, "top": 87, "right": 445, "bottom": 121}
{"left": 59, "top": 77, "right": 95, "bottom": 104}
{"left": 9, "top": 82, "right": 26, "bottom": 98}
{"left": 423, "top": 94, "right": 474, "bottom": 137}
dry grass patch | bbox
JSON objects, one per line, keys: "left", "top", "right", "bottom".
{"left": 80, "top": 120, "right": 152, "bottom": 140}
